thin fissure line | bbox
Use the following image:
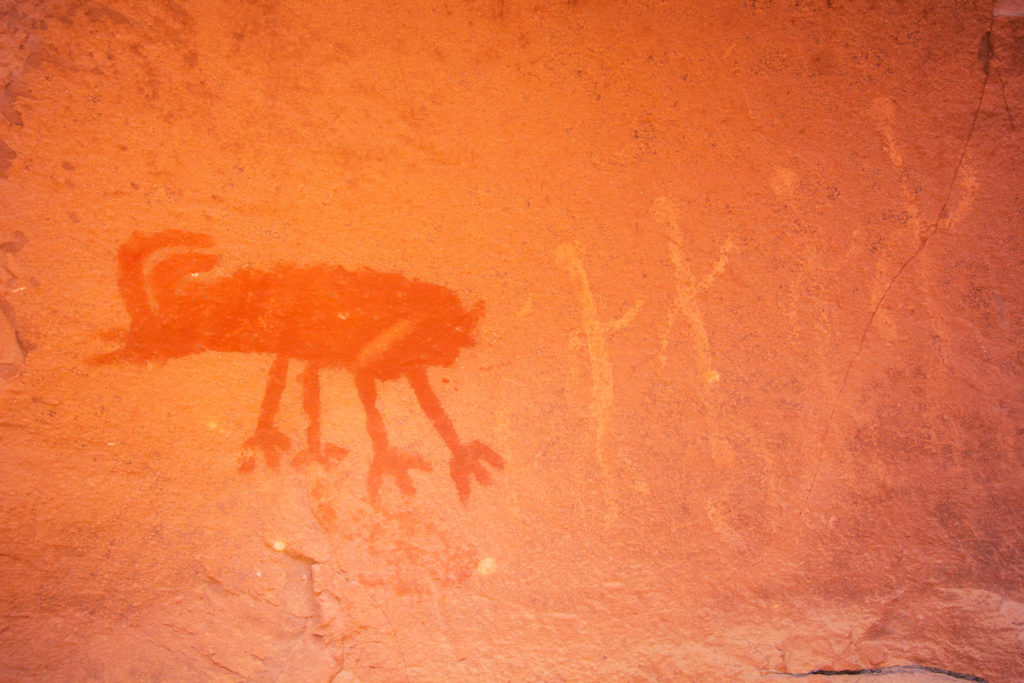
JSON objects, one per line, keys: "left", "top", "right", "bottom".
{"left": 800, "top": 16, "right": 994, "bottom": 516}
{"left": 767, "top": 663, "right": 988, "bottom": 682}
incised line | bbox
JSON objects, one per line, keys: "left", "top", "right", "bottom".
{"left": 651, "top": 196, "right": 733, "bottom": 464}
{"left": 556, "top": 242, "right": 642, "bottom": 520}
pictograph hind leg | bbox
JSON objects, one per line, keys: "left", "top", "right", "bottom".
{"left": 406, "top": 367, "right": 503, "bottom": 502}
{"left": 292, "top": 362, "right": 347, "bottom": 468}
{"left": 356, "top": 372, "right": 431, "bottom": 501}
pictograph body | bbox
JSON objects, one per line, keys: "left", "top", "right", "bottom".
{"left": 96, "top": 230, "right": 503, "bottom": 501}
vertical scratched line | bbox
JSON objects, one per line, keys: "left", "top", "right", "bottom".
{"left": 556, "top": 242, "right": 618, "bottom": 522}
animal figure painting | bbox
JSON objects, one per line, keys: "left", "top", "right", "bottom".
{"left": 95, "top": 231, "right": 503, "bottom": 502}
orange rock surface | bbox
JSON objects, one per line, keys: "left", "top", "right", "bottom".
{"left": 2, "top": 1, "right": 1023, "bottom": 680}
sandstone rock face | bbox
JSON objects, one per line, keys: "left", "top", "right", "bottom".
{"left": 1, "top": 1, "right": 1023, "bottom": 681}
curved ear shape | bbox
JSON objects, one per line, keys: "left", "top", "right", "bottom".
{"left": 117, "top": 231, "right": 217, "bottom": 328}
{"left": 119, "top": 231, "right": 216, "bottom": 260}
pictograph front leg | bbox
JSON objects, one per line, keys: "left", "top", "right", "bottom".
{"left": 241, "top": 354, "right": 291, "bottom": 470}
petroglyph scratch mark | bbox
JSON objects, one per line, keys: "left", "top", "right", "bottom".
{"left": 802, "top": 52, "right": 989, "bottom": 516}
{"left": 95, "top": 231, "right": 503, "bottom": 503}
{"left": 870, "top": 96, "right": 978, "bottom": 356}
{"left": 651, "top": 197, "right": 732, "bottom": 374}
{"left": 651, "top": 197, "right": 733, "bottom": 463}
{"left": 872, "top": 97, "right": 978, "bottom": 245}
{"left": 556, "top": 242, "right": 643, "bottom": 521}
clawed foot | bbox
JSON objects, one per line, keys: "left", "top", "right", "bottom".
{"left": 368, "top": 448, "right": 433, "bottom": 501}
{"left": 292, "top": 443, "right": 348, "bottom": 469}
{"left": 240, "top": 428, "right": 291, "bottom": 471}
{"left": 451, "top": 441, "right": 504, "bottom": 502}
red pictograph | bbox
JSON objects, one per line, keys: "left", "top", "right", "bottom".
{"left": 95, "top": 231, "right": 503, "bottom": 502}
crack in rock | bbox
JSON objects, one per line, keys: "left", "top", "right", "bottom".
{"left": 769, "top": 664, "right": 988, "bottom": 682}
